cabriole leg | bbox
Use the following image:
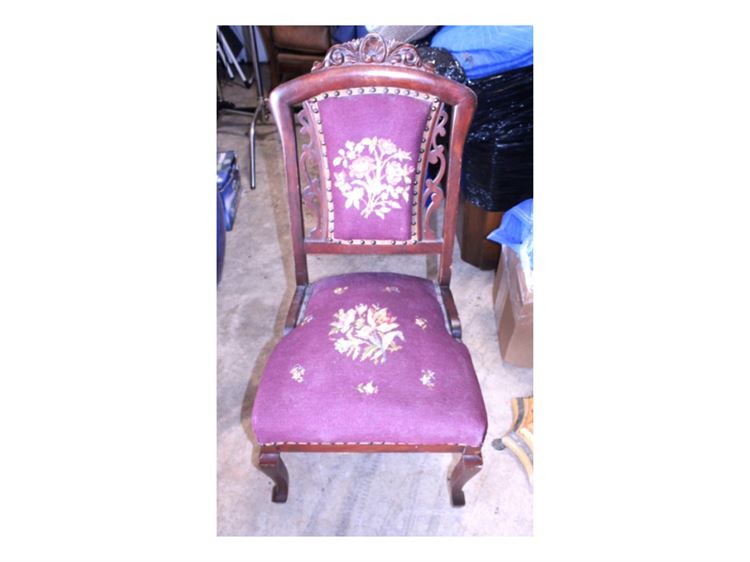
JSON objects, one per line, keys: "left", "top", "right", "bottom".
{"left": 258, "top": 449, "right": 289, "bottom": 503}
{"left": 449, "top": 449, "right": 483, "bottom": 507}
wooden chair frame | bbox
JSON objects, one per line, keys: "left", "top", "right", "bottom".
{"left": 257, "top": 34, "right": 482, "bottom": 507}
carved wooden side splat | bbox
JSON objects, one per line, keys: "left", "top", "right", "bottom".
{"left": 423, "top": 106, "right": 448, "bottom": 241}
{"left": 295, "top": 106, "right": 326, "bottom": 240}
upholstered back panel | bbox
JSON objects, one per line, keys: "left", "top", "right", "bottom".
{"left": 306, "top": 90, "right": 437, "bottom": 243}
{"left": 269, "top": 33, "right": 477, "bottom": 287}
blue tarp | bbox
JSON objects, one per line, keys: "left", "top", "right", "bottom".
{"left": 430, "top": 26, "right": 533, "bottom": 80}
{"left": 487, "top": 198, "right": 533, "bottom": 272}
{"left": 331, "top": 26, "right": 369, "bottom": 43}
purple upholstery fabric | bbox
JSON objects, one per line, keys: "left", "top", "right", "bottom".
{"left": 316, "top": 94, "right": 431, "bottom": 241}
{"left": 251, "top": 272, "right": 488, "bottom": 447}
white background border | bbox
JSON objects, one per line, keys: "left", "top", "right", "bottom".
{"left": 1, "top": 1, "right": 748, "bottom": 560}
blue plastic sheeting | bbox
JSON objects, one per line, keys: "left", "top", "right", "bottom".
{"left": 430, "top": 26, "right": 533, "bottom": 79}
{"left": 487, "top": 198, "right": 533, "bottom": 271}
{"left": 332, "top": 26, "right": 369, "bottom": 43}
{"left": 217, "top": 151, "right": 240, "bottom": 231}
{"left": 217, "top": 191, "right": 226, "bottom": 284}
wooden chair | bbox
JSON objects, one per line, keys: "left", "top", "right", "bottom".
{"left": 251, "top": 33, "right": 487, "bottom": 507}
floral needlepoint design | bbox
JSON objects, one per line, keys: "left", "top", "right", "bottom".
{"left": 356, "top": 380, "right": 379, "bottom": 395}
{"left": 299, "top": 314, "right": 314, "bottom": 326}
{"left": 415, "top": 317, "right": 428, "bottom": 330}
{"left": 383, "top": 286, "right": 400, "bottom": 293}
{"left": 329, "top": 303, "right": 404, "bottom": 364}
{"left": 290, "top": 364, "right": 305, "bottom": 383}
{"left": 419, "top": 369, "right": 436, "bottom": 389}
{"left": 333, "top": 286, "right": 349, "bottom": 295}
{"left": 332, "top": 137, "right": 415, "bottom": 220}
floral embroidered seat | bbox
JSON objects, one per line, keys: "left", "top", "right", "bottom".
{"left": 252, "top": 272, "right": 487, "bottom": 447}
{"left": 248, "top": 33, "right": 487, "bottom": 507}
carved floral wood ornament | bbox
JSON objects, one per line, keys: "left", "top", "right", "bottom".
{"left": 295, "top": 108, "right": 325, "bottom": 239}
{"left": 311, "top": 33, "right": 436, "bottom": 73}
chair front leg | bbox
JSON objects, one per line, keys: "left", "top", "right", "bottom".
{"left": 449, "top": 448, "right": 483, "bottom": 507}
{"left": 258, "top": 448, "right": 289, "bottom": 503}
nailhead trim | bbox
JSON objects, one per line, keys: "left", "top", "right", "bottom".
{"left": 263, "top": 441, "right": 467, "bottom": 447}
{"left": 308, "top": 98, "right": 334, "bottom": 238}
{"left": 332, "top": 238, "right": 413, "bottom": 245}
{"left": 312, "top": 88, "right": 439, "bottom": 101}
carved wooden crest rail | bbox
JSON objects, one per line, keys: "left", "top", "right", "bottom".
{"left": 311, "top": 33, "right": 436, "bottom": 73}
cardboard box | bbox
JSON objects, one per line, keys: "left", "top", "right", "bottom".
{"left": 493, "top": 245, "right": 533, "bottom": 368}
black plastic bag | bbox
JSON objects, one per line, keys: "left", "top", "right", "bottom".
{"left": 416, "top": 46, "right": 533, "bottom": 213}
{"left": 462, "top": 65, "right": 533, "bottom": 212}
{"left": 416, "top": 46, "right": 467, "bottom": 84}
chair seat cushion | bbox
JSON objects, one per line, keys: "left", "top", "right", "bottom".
{"left": 251, "top": 272, "right": 488, "bottom": 447}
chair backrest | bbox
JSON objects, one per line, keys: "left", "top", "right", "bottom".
{"left": 269, "top": 33, "right": 477, "bottom": 287}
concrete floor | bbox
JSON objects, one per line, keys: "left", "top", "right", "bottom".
{"left": 216, "top": 77, "right": 533, "bottom": 536}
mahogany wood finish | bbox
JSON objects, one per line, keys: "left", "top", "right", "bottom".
{"left": 282, "top": 285, "right": 306, "bottom": 336}
{"left": 258, "top": 34, "right": 482, "bottom": 507}
{"left": 449, "top": 450, "right": 483, "bottom": 507}
{"left": 258, "top": 444, "right": 483, "bottom": 507}
{"left": 423, "top": 107, "right": 449, "bottom": 241}
{"left": 258, "top": 451, "right": 289, "bottom": 503}
{"left": 457, "top": 195, "right": 504, "bottom": 270}
{"left": 439, "top": 286, "right": 462, "bottom": 339}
